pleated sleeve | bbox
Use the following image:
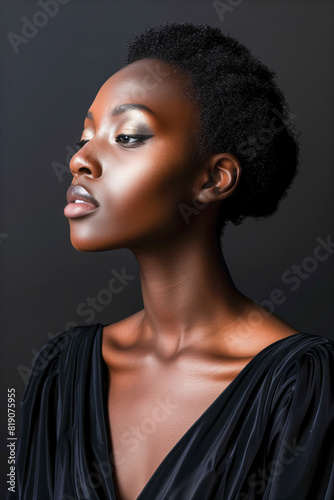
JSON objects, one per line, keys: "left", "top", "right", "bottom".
{"left": 262, "top": 340, "right": 334, "bottom": 500}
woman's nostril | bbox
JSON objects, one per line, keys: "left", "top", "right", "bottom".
{"left": 80, "top": 167, "right": 92, "bottom": 175}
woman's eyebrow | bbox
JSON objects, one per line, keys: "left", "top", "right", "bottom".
{"left": 111, "top": 103, "right": 157, "bottom": 117}
{"left": 85, "top": 103, "right": 157, "bottom": 121}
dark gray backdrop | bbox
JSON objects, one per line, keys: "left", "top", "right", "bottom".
{"left": 1, "top": 0, "right": 333, "bottom": 492}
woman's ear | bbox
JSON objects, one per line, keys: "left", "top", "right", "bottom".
{"left": 195, "top": 153, "right": 241, "bottom": 205}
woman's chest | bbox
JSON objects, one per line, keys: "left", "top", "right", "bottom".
{"left": 106, "top": 366, "right": 241, "bottom": 500}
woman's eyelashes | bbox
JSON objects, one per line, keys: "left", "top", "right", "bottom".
{"left": 76, "top": 134, "right": 154, "bottom": 150}
{"left": 115, "top": 133, "right": 154, "bottom": 147}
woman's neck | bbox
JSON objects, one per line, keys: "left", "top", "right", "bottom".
{"left": 129, "top": 226, "right": 246, "bottom": 360}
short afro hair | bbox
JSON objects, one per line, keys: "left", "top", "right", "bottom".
{"left": 125, "top": 22, "right": 299, "bottom": 235}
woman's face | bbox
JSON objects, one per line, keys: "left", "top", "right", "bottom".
{"left": 65, "top": 58, "right": 204, "bottom": 252}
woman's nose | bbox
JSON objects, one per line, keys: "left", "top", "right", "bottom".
{"left": 69, "top": 146, "right": 102, "bottom": 178}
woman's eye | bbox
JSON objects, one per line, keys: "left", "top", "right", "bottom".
{"left": 75, "top": 134, "right": 154, "bottom": 150}
{"left": 76, "top": 139, "right": 89, "bottom": 149}
{"left": 115, "top": 134, "right": 154, "bottom": 147}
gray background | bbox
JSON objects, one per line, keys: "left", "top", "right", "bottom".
{"left": 1, "top": 0, "right": 333, "bottom": 492}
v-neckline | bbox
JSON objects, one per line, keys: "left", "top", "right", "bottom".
{"left": 97, "top": 324, "right": 305, "bottom": 500}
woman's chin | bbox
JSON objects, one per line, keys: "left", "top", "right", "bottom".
{"left": 69, "top": 234, "right": 124, "bottom": 253}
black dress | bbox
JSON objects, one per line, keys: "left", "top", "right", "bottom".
{"left": 9, "top": 324, "right": 334, "bottom": 500}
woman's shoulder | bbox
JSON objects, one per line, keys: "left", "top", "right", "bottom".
{"left": 258, "top": 333, "right": 334, "bottom": 498}
{"left": 258, "top": 332, "right": 334, "bottom": 383}
{"left": 265, "top": 331, "right": 334, "bottom": 357}
{"left": 266, "top": 331, "right": 334, "bottom": 366}
{"left": 26, "top": 323, "right": 103, "bottom": 385}
{"left": 262, "top": 333, "right": 334, "bottom": 414}
{"left": 20, "top": 323, "right": 104, "bottom": 413}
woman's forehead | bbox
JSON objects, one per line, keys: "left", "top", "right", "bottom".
{"left": 96, "top": 59, "right": 195, "bottom": 110}
{"left": 88, "top": 58, "right": 199, "bottom": 129}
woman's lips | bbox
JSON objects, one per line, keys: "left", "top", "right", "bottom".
{"left": 64, "top": 184, "right": 99, "bottom": 219}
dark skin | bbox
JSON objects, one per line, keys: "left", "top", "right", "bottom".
{"left": 68, "top": 58, "right": 299, "bottom": 500}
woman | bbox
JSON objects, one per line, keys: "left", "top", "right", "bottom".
{"left": 12, "top": 22, "right": 334, "bottom": 500}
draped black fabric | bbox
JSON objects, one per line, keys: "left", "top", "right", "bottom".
{"left": 9, "top": 324, "right": 334, "bottom": 500}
